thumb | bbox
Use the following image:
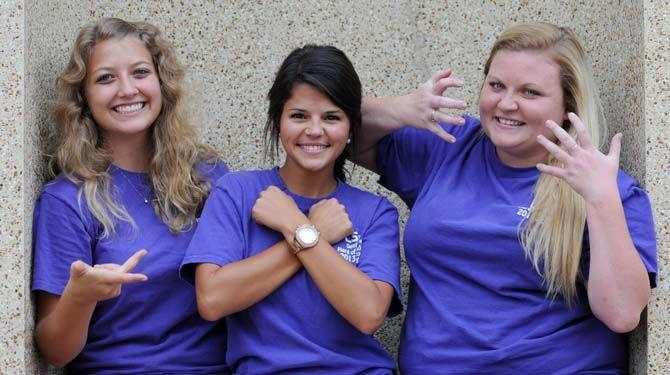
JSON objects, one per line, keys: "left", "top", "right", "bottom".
{"left": 70, "top": 260, "right": 89, "bottom": 278}
{"left": 608, "top": 133, "right": 622, "bottom": 160}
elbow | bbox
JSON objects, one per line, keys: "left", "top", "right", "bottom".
{"left": 196, "top": 287, "right": 226, "bottom": 322}
{"left": 594, "top": 305, "right": 643, "bottom": 333}
{"left": 353, "top": 308, "right": 387, "bottom": 335}
{"left": 602, "top": 312, "right": 641, "bottom": 334}
{"left": 35, "top": 327, "right": 76, "bottom": 368}
{"left": 42, "top": 356, "right": 69, "bottom": 369}
{"left": 195, "top": 289, "right": 226, "bottom": 322}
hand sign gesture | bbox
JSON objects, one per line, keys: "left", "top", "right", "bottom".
{"left": 536, "top": 112, "right": 622, "bottom": 204}
{"left": 406, "top": 69, "right": 468, "bottom": 143}
{"left": 65, "top": 249, "right": 149, "bottom": 304}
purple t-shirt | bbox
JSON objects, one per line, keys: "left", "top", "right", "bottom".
{"left": 376, "top": 116, "right": 657, "bottom": 374}
{"left": 181, "top": 168, "right": 402, "bottom": 374}
{"left": 32, "top": 161, "right": 229, "bottom": 375}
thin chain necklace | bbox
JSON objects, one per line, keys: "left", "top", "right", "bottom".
{"left": 117, "top": 169, "right": 151, "bottom": 204}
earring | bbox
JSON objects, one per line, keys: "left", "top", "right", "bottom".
{"left": 346, "top": 138, "right": 351, "bottom": 144}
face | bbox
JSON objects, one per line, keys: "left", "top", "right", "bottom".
{"left": 84, "top": 36, "right": 162, "bottom": 147}
{"left": 479, "top": 49, "right": 567, "bottom": 168}
{"left": 279, "top": 83, "right": 350, "bottom": 177}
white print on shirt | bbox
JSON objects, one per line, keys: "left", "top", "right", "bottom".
{"left": 516, "top": 206, "right": 531, "bottom": 219}
{"left": 336, "top": 231, "right": 362, "bottom": 265}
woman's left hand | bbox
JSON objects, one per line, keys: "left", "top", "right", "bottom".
{"left": 536, "top": 112, "right": 622, "bottom": 204}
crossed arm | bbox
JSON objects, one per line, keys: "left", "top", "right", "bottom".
{"left": 194, "top": 187, "right": 394, "bottom": 334}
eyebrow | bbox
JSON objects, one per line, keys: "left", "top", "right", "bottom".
{"left": 288, "top": 108, "right": 344, "bottom": 114}
{"left": 91, "top": 61, "right": 152, "bottom": 75}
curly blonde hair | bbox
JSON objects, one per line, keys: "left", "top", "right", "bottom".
{"left": 51, "top": 17, "right": 219, "bottom": 237}
{"left": 483, "top": 22, "right": 605, "bottom": 303}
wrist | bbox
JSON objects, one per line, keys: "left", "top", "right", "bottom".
{"left": 281, "top": 212, "right": 311, "bottom": 241}
{"left": 584, "top": 185, "right": 620, "bottom": 207}
{"left": 62, "top": 281, "right": 97, "bottom": 308}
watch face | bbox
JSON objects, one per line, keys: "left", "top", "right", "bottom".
{"left": 297, "top": 226, "right": 318, "bottom": 246}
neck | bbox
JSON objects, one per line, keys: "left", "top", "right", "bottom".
{"left": 105, "top": 132, "right": 152, "bottom": 172}
{"left": 279, "top": 163, "right": 338, "bottom": 198}
{"left": 495, "top": 148, "right": 548, "bottom": 168}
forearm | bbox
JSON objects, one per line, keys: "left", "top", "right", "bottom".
{"left": 296, "top": 240, "right": 392, "bottom": 334}
{"left": 195, "top": 241, "right": 302, "bottom": 320}
{"left": 585, "top": 193, "right": 650, "bottom": 333}
{"left": 357, "top": 96, "right": 411, "bottom": 172}
{"left": 35, "top": 291, "right": 96, "bottom": 367}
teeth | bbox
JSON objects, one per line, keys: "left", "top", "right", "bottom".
{"left": 498, "top": 117, "right": 524, "bottom": 126}
{"left": 115, "top": 103, "right": 144, "bottom": 113}
{"left": 301, "top": 145, "right": 326, "bottom": 152}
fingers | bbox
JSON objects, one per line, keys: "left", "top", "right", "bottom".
{"left": 121, "top": 249, "right": 148, "bottom": 273}
{"left": 433, "top": 76, "right": 464, "bottom": 97}
{"left": 545, "top": 120, "right": 579, "bottom": 152}
{"left": 70, "top": 260, "right": 90, "bottom": 277}
{"left": 537, "top": 134, "right": 570, "bottom": 163}
{"left": 608, "top": 133, "right": 623, "bottom": 160}
{"left": 430, "top": 124, "right": 457, "bottom": 143}
{"left": 432, "top": 110, "right": 466, "bottom": 126}
{"left": 568, "top": 112, "right": 593, "bottom": 149}
{"left": 95, "top": 267, "right": 148, "bottom": 284}
{"left": 429, "top": 68, "right": 452, "bottom": 84}
{"left": 536, "top": 163, "right": 566, "bottom": 179}
{"left": 94, "top": 263, "right": 122, "bottom": 271}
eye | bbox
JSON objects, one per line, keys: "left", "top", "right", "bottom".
{"left": 488, "top": 81, "right": 504, "bottom": 90}
{"left": 324, "top": 114, "right": 342, "bottom": 122}
{"left": 289, "top": 112, "right": 306, "bottom": 120}
{"left": 523, "top": 89, "right": 540, "bottom": 97}
{"left": 133, "top": 67, "right": 152, "bottom": 77}
{"left": 95, "top": 73, "right": 114, "bottom": 84}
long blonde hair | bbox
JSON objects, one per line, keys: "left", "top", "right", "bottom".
{"left": 51, "top": 17, "right": 218, "bottom": 237}
{"left": 483, "top": 23, "right": 605, "bottom": 303}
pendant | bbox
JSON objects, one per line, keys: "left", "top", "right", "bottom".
{"left": 144, "top": 198, "right": 149, "bottom": 204}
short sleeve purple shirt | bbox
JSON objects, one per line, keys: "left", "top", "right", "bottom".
{"left": 181, "top": 168, "right": 402, "bottom": 374}
{"left": 376, "top": 116, "right": 657, "bottom": 374}
{"left": 32, "top": 161, "right": 229, "bottom": 375}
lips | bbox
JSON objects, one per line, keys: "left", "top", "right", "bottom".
{"left": 298, "top": 143, "right": 329, "bottom": 154}
{"left": 495, "top": 116, "right": 525, "bottom": 127}
{"left": 113, "top": 102, "right": 145, "bottom": 114}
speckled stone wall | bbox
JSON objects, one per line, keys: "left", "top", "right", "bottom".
{"left": 0, "top": 0, "right": 27, "bottom": 372}
{"left": 2, "top": 1, "right": 667, "bottom": 373}
{"left": 644, "top": 0, "right": 670, "bottom": 373}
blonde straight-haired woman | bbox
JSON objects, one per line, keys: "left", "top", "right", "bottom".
{"left": 358, "top": 22, "right": 656, "bottom": 373}
{"left": 32, "top": 18, "right": 229, "bottom": 374}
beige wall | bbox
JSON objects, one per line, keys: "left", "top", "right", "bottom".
{"left": 1, "top": 0, "right": 667, "bottom": 373}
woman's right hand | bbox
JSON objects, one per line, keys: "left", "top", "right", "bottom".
{"left": 308, "top": 198, "right": 354, "bottom": 244}
{"left": 63, "top": 249, "right": 148, "bottom": 305}
{"left": 398, "top": 69, "right": 468, "bottom": 143}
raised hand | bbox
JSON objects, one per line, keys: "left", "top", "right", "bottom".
{"left": 252, "top": 186, "right": 305, "bottom": 236}
{"left": 64, "top": 249, "right": 149, "bottom": 304}
{"left": 308, "top": 198, "right": 354, "bottom": 244}
{"left": 536, "top": 112, "right": 621, "bottom": 204}
{"left": 399, "top": 69, "right": 468, "bottom": 143}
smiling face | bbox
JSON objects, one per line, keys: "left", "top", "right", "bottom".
{"left": 279, "top": 83, "right": 350, "bottom": 178}
{"left": 84, "top": 36, "right": 162, "bottom": 148}
{"left": 479, "top": 49, "right": 567, "bottom": 168}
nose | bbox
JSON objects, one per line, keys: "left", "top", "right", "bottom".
{"left": 497, "top": 92, "right": 518, "bottom": 112}
{"left": 304, "top": 117, "right": 324, "bottom": 136}
{"left": 118, "top": 76, "right": 139, "bottom": 97}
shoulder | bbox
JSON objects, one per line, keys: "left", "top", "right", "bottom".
{"left": 213, "top": 169, "right": 273, "bottom": 192}
{"left": 196, "top": 157, "right": 230, "bottom": 184}
{"left": 39, "top": 174, "right": 84, "bottom": 209}
{"left": 338, "top": 182, "right": 398, "bottom": 216}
